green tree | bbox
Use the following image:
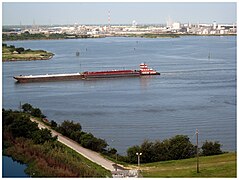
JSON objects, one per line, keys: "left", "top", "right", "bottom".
{"left": 3, "top": 109, "right": 15, "bottom": 127}
{"left": 70, "top": 130, "right": 82, "bottom": 143}
{"left": 152, "top": 140, "right": 169, "bottom": 161}
{"left": 127, "top": 145, "right": 141, "bottom": 163}
{"left": 108, "top": 148, "right": 117, "bottom": 155}
{"left": 140, "top": 140, "right": 155, "bottom": 163}
{"left": 50, "top": 120, "right": 58, "bottom": 128}
{"left": 92, "top": 138, "right": 108, "bottom": 152}
{"left": 58, "top": 120, "right": 82, "bottom": 137}
{"left": 15, "top": 47, "right": 25, "bottom": 54}
{"left": 22, "top": 103, "right": 33, "bottom": 113}
{"left": 8, "top": 116, "right": 39, "bottom": 138}
{"left": 32, "top": 128, "right": 56, "bottom": 144}
{"left": 168, "top": 135, "right": 196, "bottom": 160}
{"left": 80, "top": 133, "right": 95, "bottom": 149}
{"left": 201, "top": 141, "right": 223, "bottom": 156}
{"left": 31, "top": 108, "right": 45, "bottom": 118}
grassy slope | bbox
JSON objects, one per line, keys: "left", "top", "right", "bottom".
{"left": 140, "top": 152, "right": 236, "bottom": 177}
{"left": 2, "top": 46, "right": 54, "bottom": 61}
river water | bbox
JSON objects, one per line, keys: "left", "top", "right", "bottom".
{"left": 2, "top": 156, "right": 29, "bottom": 177}
{"left": 2, "top": 36, "right": 236, "bottom": 154}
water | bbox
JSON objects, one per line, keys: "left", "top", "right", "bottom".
{"left": 2, "top": 156, "right": 29, "bottom": 177}
{"left": 2, "top": 36, "right": 236, "bottom": 154}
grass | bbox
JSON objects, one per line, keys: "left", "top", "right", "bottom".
{"left": 139, "top": 152, "right": 236, "bottom": 177}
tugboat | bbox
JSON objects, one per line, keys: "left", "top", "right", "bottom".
{"left": 139, "top": 63, "right": 159, "bottom": 75}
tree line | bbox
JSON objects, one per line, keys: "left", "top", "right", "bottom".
{"left": 125, "top": 135, "right": 223, "bottom": 164}
{"left": 3, "top": 43, "right": 49, "bottom": 55}
{"left": 3, "top": 32, "right": 95, "bottom": 41}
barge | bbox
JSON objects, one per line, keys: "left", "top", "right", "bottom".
{"left": 13, "top": 63, "right": 160, "bottom": 83}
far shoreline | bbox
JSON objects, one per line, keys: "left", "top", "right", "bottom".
{"left": 3, "top": 55, "right": 54, "bottom": 62}
{"left": 2, "top": 33, "right": 236, "bottom": 42}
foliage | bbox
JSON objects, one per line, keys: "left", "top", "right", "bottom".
{"left": 167, "top": 135, "right": 196, "bottom": 160}
{"left": 127, "top": 145, "right": 141, "bottom": 163}
{"left": 15, "top": 47, "right": 25, "bottom": 54}
{"left": 2, "top": 33, "right": 93, "bottom": 41}
{"left": 108, "top": 148, "right": 117, "bottom": 155}
{"left": 48, "top": 116, "right": 110, "bottom": 154}
{"left": 126, "top": 135, "right": 196, "bottom": 164}
{"left": 80, "top": 132, "right": 108, "bottom": 152}
{"left": 31, "top": 108, "right": 45, "bottom": 118}
{"left": 50, "top": 120, "right": 58, "bottom": 128}
{"left": 22, "top": 103, "right": 33, "bottom": 113}
{"left": 201, "top": 141, "right": 223, "bottom": 156}
{"left": 57, "top": 120, "right": 82, "bottom": 137}
{"left": 8, "top": 116, "right": 39, "bottom": 138}
{"left": 21, "top": 103, "right": 46, "bottom": 118}
{"left": 56, "top": 120, "right": 108, "bottom": 153}
{"left": 3, "top": 109, "right": 55, "bottom": 143}
{"left": 32, "top": 128, "right": 57, "bottom": 144}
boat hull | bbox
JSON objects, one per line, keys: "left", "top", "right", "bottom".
{"left": 13, "top": 64, "right": 160, "bottom": 83}
{"left": 13, "top": 74, "right": 84, "bottom": 83}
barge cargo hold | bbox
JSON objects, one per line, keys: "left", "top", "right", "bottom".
{"left": 13, "top": 73, "right": 84, "bottom": 83}
{"left": 13, "top": 63, "right": 160, "bottom": 83}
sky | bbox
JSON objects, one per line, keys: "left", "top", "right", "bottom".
{"left": 2, "top": 2, "right": 237, "bottom": 26}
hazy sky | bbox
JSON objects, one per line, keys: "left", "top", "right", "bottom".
{"left": 2, "top": 2, "right": 237, "bottom": 25}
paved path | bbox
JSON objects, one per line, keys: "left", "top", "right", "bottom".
{"left": 30, "top": 118, "right": 118, "bottom": 172}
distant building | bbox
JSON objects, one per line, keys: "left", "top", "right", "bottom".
{"left": 172, "top": 22, "right": 181, "bottom": 30}
{"left": 132, "top": 20, "right": 137, "bottom": 27}
{"left": 213, "top": 21, "right": 217, "bottom": 30}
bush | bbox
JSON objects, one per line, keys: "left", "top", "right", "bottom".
{"left": 57, "top": 120, "right": 82, "bottom": 137}
{"left": 50, "top": 120, "right": 58, "bottom": 128}
{"left": 126, "top": 135, "right": 197, "bottom": 164}
{"left": 32, "top": 128, "right": 56, "bottom": 144}
{"left": 15, "top": 47, "right": 25, "bottom": 54}
{"left": 21, "top": 103, "right": 45, "bottom": 118}
{"left": 22, "top": 103, "right": 33, "bottom": 113}
{"left": 80, "top": 133, "right": 107, "bottom": 152}
{"left": 127, "top": 145, "right": 141, "bottom": 163}
{"left": 168, "top": 135, "right": 196, "bottom": 160}
{"left": 201, "top": 141, "right": 223, "bottom": 156}
{"left": 7, "top": 114, "right": 39, "bottom": 138}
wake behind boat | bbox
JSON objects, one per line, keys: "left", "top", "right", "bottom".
{"left": 13, "top": 63, "right": 160, "bottom": 83}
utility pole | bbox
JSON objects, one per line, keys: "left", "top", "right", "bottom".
{"left": 19, "top": 101, "right": 22, "bottom": 112}
{"left": 196, "top": 129, "right": 199, "bottom": 173}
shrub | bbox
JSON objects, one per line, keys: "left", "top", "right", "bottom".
{"left": 201, "top": 141, "right": 223, "bottom": 156}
